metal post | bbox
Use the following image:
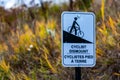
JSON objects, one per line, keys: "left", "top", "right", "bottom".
{"left": 75, "top": 67, "right": 81, "bottom": 80}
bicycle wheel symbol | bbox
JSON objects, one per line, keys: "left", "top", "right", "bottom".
{"left": 78, "top": 30, "right": 84, "bottom": 38}
{"left": 67, "top": 26, "right": 84, "bottom": 38}
{"left": 67, "top": 26, "right": 74, "bottom": 34}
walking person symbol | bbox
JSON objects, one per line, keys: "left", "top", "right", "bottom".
{"left": 69, "top": 17, "right": 80, "bottom": 35}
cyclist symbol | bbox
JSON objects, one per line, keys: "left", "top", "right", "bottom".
{"left": 68, "top": 16, "right": 84, "bottom": 38}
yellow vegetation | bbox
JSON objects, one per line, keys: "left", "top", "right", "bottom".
{"left": 0, "top": 59, "right": 10, "bottom": 73}
{"left": 101, "top": 0, "right": 105, "bottom": 21}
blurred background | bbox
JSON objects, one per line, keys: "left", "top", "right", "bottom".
{"left": 0, "top": 0, "right": 120, "bottom": 80}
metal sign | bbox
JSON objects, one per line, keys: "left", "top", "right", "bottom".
{"left": 61, "top": 12, "right": 96, "bottom": 67}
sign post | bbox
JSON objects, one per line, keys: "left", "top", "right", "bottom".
{"left": 75, "top": 67, "right": 81, "bottom": 80}
{"left": 61, "top": 12, "right": 96, "bottom": 80}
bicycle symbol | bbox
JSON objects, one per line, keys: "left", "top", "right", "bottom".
{"left": 68, "top": 26, "right": 84, "bottom": 38}
{"left": 67, "top": 16, "right": 84, "bottom": 38}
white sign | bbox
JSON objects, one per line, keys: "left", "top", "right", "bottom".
{"left": 61, "top": 12, "right": 96, "bottom": 67}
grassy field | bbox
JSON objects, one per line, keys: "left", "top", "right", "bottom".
{"left": 0, "top": 0, "right": 120, "bottom": 80}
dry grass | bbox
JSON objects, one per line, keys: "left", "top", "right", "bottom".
{"left": 0, "top": 0, "right": 120, "bottom": 80}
